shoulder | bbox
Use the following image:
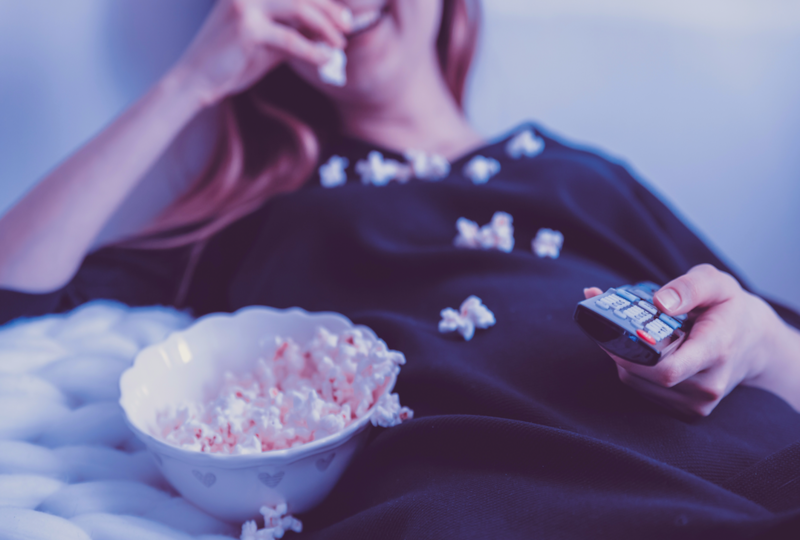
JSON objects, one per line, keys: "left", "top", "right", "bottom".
{"left": 485, "top": 121, "right": 645, "bottom": 193}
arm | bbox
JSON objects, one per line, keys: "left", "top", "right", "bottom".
{"left": 0, "top": 0, "right": 350, "bottom": 293}
{"left": 0, "top": 73, "right": 203, "bottom": 292}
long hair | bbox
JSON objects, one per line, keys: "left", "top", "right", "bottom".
{"left": 121, "top": 0, "right": 481, "bottom": 250}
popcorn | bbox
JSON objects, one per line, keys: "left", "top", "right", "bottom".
{"left": 454, "top": 211, "right": 514, "bottom": 253}
{"left": 241, "top": 520, "right": 259, "bottom": 540}
{"left": 404, "top": 149, "right": 451, "bottom": 181}
{"left": 532, "top": 228, "right": 564, "bottom": 259}
{"left": 318, "top": 45, "right": 347, "bottom": 87}
{"left": 439, "top": 296, "right": 496, "bottom": 341}
{"left": 506, "top": 129, "right": 545, "bottom": 159}
{"left": 319, "top": 155, "right": 349, "bottom": 188}
{"left": 241, "top": 504, "right": 303, "bottom": 540}
{"left": 371, "top": 392, "right": 414, "bottom": 428}
{"left": 155, "top": 327, "right": 411, "bottom": 454}
{"left": 463, "top": 155, "right": 501, "bottom": 184}
{"left": 355, "top": 151, "right": 412, "bottom": 186}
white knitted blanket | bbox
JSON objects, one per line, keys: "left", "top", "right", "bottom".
{"left": 0, "top": 301, "right": 241, "bottom": 540}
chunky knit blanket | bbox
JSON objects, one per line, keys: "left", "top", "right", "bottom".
{"left": 0, "top": 301, "right": 243, "bottom": 540}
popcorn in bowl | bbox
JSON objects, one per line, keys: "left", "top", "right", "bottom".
{"left": 155, "top": 326, "right": 412, "bottom": 455}
{"left": 119, "top": 307, "right": 413, "bottom": 523}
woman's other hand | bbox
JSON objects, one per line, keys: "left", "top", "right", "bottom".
{"left": 585, "top": 264, "right": 800, "bottom": 416}
{"left": 172, "top": 0, "right": 352, "bottom": 107}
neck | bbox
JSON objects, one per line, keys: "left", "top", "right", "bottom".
{"left": 336, "top": 57, "right": 484, "bottom": 160}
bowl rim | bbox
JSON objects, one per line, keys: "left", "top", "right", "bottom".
{"left": 119, "top": 305, "right": 397, "bottom": 468}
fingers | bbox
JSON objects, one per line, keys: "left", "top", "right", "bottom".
{"left": 266, "top": 0, "right": 349, "bottom": 48}
{"left": 654, "top": 264, "right": 741, "bottom": 316}
{"left": 616, "top": 364, "right": 731, "bottom": 416}
{"left": 259, "top": 24, "right": 333, "bottom": 65}
{"left": 240, "top": 4, "right": 331, "bottom": 65}
{"left": 238, "top": 0, "right": 349, "bottom": 63}
{"left": 284, "top": 1, "right": 348, "bottom": 48}
{"left": 600, "top": 335, "right": 718, "bottom": 389}
{"left": 307, "top": 0, "right": 353, "bottom": 33}
{"left": 583, "top": 287, "right": 603, "bottom": 300}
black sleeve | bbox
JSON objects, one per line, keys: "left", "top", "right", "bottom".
{"left": 0, "top": 244, "right": 192, "bottom": 326}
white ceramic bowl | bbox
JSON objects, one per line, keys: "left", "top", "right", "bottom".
{"left": 119, "top": 306, "right": 398, "bottom": 523}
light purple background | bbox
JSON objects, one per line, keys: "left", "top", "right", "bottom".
{"left": 1, "top": 0, "right": 798, "bottom": 311}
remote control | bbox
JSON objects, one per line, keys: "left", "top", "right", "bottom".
{"left": 573, "top": 282, "right": 692, "bottom": 366}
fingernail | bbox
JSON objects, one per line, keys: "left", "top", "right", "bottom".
{"left": 583, "top": 288, "right": 590, "bottom": 295}
{"left": 656, "top": 288, "right": 680, "bottom": 311}
{"left": 342, "top": 8, "right": 353, "bottom": 28}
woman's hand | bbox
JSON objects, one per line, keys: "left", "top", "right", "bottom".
{"left": 172, "top": 0, "right": 352, "bottom": 107}
{"left": 585, "top": 264, "right": 800, "bottom": 416}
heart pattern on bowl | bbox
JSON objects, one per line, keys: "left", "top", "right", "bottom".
{"left": 258, "top": 471, "right": 285, "bottom": 488}
{"left": 316, "top": 452, "right": 336, "bottom": 472}
{"left": 192, "top": 470, "right": 216, "bottom": 488}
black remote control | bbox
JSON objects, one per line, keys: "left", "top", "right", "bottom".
{"left": 573, "top": 282, "right": 692, "bottom": 366}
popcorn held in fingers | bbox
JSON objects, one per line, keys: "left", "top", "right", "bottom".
{"left": 319, "top": 155, "right": 349, "bottom": 188}
{"left": 404, "top": 149, "right": 451, "bottom": 181}
{"left": 356, "top": 151, "right": 413, "bottom": 186}
{"left": 532, "top": 228, "right": 564, "bottom": 259}
{"left": 506, "top": 129, "right": 545, "bottom": 159}
{"left": 463, "top": 155, "right": 501, "bottom": 184}
{"left": 439, "top": 296, "right": 496, "bottom": 341}
{"left": 454, "top": 211, "right": 515, "bottom": 253}
{"left": 318, "top": 44, "right": 347, "bottom": 87}
{"left": 155, "top": 326, "right": 411, "bottom": 454}
{"left": 241, "top": 504, "right": 303, "bottom": 540}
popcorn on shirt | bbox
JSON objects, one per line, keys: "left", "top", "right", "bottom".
{"left": 454, "top": 211, "right": 515, "bottom": 253}
{"left": 356, "top": 151, "right": 412, "bottom": 186}
{"left": 506, "top": 129, "right": 545, "bottom": 159}
{"left": 319, "top": 155, "right": 349, "bottom": 188}
{"left": 532, "top": 228, "right": 564, "bottom": 259}
{"left": 439, "top": 295, "right": 496, "bottom": 341}
{"left": 404, "top": 149, "right": 451, "bottom": 181}
{"left": 463, "top": 155, "right": 501, "bottom": 185}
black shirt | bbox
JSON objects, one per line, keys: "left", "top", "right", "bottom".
{"left": 3, "top": 123, "right": 800, "bottom": 538}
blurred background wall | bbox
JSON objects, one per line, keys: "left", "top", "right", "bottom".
{"left": 1, "top": 0, "right": 798, "bottom": 310}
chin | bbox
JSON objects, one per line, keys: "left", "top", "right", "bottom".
{"left": 289, "top": 41, "right": 406, "bottom": 108}
{"left": 288, "top": 0, "right": 439, "bottom": 106}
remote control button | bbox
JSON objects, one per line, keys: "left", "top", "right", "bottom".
{"left": 645, "top": 319, "right": 673, "bottom": 342}
{"left": 638, "top": 301, "right": 658, "bottom": 315}
{"left": 636, "top": 329, "right": 657, "bottom": 345}
{"left": 630, "top": 319, "right": 644, "bottom": 329}
{"left": 595, "top": 298, "right": 611, "bottom": 309}
{"left": 616, "top": 289, "right": 639, "bottom": 302}
{"left": 674, "top": 313, "right": 688, "bottom": 322}
{"left": 632, "top": 288, "right": 654, "bottom": 302}
{"left": 622, "top": 305, "right": 652, "bottom": 326}
{"left": 613, "top": 309, "right": 628, "bottom": 319}
{"left": 659, "top": 314, "right": 681, "bottom": 329}
{"left": 604, "top": 294, "right": 631, "bottom": 311}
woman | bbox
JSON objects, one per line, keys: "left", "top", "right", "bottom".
{"left": 1, "top": 0, "right": 799, "bottom": 536}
